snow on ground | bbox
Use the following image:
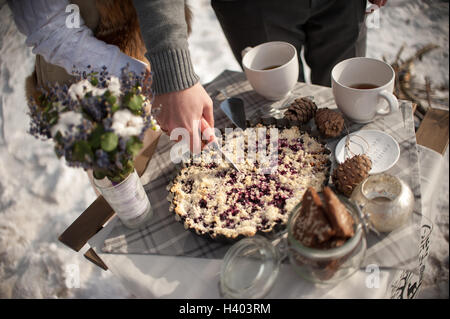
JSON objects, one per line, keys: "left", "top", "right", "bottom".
{"left": 0, "top": 0, "right": 448, "bottom": 298}
{"left": 367, "top": 0, "right": 449, "bottom": 88}
{"left": 0, "top": 3, "right": 132, "bottom": 298}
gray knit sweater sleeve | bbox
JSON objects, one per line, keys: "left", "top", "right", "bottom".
{"left": 132, "top": 0, "right": 199, "bottom": 95}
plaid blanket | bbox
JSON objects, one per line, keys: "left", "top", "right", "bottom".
{"left": 102, "top": 70, "right": 422, "bottom": 271}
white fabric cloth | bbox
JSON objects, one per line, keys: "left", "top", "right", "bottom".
{"left": 101, "top": 77, "right": 421, "bottom": 272}
{"left": 87, "top": 72, "right": 447, "bottom": 299}
{"left": 7, "top": 0, "right": 147, "bottom": 77}
{"left": 87, "top": 144, "right": 446, "bottom": 299}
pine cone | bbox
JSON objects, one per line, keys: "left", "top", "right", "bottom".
{"left": 284, "top": 97, "right": 317, "bottom": 123}
{"left": 332, "top": 154, "right": 372, "bottom": 197}
{"left": 315, "top": 108, "right": 344, "bottom": 138}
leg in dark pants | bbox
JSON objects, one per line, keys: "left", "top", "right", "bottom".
{"left": 211, "top": 0, "right": 366, "bottom": 87}
{"left": 304, "top": 0, "right": 367, "bottom": 86}
{"left": 211, "top": 0, "right": 310, "bottom": 82}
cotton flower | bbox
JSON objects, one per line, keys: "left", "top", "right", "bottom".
{"left": 50, "top": 111, "right": 83, "bottom": 138}
{"left": 68, "top": 76, "right": 121, "bottom": 101}
{"left": 111, "top": 109, "right": 144, "bottom": 137}
{"left": 107, "top": 76, "right": 121, "bottom": 97}
{"left": 68, "top": 79, "right": 107, "bottom": 100}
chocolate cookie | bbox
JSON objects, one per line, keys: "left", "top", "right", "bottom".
{"left": 323, "top": 186, "right": 355, "bottom": 238}
{"left": 293, "top": 187, "right": 335, "bottom": 247}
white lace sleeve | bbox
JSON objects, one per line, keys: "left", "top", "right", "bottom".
{"left": 7, "top": 0, "right": 147, "bottom": 77}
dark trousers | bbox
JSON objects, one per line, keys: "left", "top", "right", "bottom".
{"left": 211, "top": 0, "right": 367, "bottom": 87}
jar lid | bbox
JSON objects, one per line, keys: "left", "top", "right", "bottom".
{"left": 220, "top": 235, "right": 281, "bottom": 299}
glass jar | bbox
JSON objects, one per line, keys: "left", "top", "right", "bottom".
{"left": 94, "top": 169, "right": 153, "bottom": 229}
{"left": 220, "top": 235, "right": 281, "bottom": 299}
{"left": 350, "top": 174, "right": 414, "bottom": 233}
{"left": 219, "top": 194, "right": 367, "bottom": 298}
{"left": 287, "top": 195, "right": 367, "bottom": 284}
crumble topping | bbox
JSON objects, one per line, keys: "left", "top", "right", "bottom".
{"left": 170, "top": 125, "right": 331, "bottom": 239}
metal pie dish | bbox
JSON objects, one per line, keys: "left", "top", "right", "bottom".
{"left": 166, "top": 116, "right": 332, "bottom": 243}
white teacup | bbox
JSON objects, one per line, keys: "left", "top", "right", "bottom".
{"left": 332, "top": 57, "right": 399, "bottom": 123}
{"left": 242, "top": 41, "right": 299, "bottom": 101}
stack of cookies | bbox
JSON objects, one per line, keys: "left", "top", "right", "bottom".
{"left": 291, "top": 186, "right": 356, "bottom": 280}
{"left": 293, "top": 187, "right": 355, "bottom": 248}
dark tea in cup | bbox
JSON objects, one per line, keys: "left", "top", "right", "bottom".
{"left": 262, "top": 65, "right": 281, "bottom": 70}
{"left": 350, "top": 83, "right": 379, "bottom": 90}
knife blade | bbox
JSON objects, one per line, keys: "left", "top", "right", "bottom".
{"left": 220, "top": 96, "right": 247, "bottom": 130}
{"left": 200, "top": 118, "right": 241, "bottom": 172}
{"left": 209, "top": 140, "right": 241, "bottom": 172}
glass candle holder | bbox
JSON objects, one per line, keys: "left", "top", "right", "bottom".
{"left": 350, "top": 174, "right": 414, "bottom": 233}
{"left": 94, "top": 169, "right": 153, "bottom": 229}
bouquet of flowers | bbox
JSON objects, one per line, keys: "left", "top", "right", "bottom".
{"left": 28, "top": 66, "right": 159, "bottom": 183}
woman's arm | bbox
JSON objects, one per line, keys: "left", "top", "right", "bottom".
{"left": 8, "top": 0, "right": 147, "bottom": 77}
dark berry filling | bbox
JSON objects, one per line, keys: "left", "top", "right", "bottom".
{"left": 199, "top": 199, "right": 207, "bottom": 208}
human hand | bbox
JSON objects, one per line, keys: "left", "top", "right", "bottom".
{"left": 153, "top": 82, "right": 214, "bottom": 153}
{"left": 368, "top": 0, "right": 388, "bottom": 7}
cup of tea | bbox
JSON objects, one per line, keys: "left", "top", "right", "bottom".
{"left": 242, "top": 41, "right": 299, "bottom": 101}
{"left": 331, "top": 57, "right": 399, "bottom": 123}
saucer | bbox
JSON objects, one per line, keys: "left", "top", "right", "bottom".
{"left": 335, "top": 130, "right": 400, "bottom": 174}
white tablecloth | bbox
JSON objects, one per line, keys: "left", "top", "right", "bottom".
{"left": 87, "top": 143, "right": 446, "bottom": 299}
{"left": 87, "top": 72, "right": 447, "bottom": 298}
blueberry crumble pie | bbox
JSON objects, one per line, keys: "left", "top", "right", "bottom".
{"left": 169, "top": 125, "right": 331, "bottom": 239}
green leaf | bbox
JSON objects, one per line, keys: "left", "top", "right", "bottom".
{"left": 90, "top": 77, "right": 98, "bottom": 86}
{"left": 53, "top": 131, "right": 63, "bottom": 144}
{"left": 104, "top": 160, "right": 134, "bottom": 183}
{"left": 119, "top": 160, "right": 134, "bottom": 180}
{"left": 43, "top": 104, "right": 51, "bottom": 113}
{"left": 72, "top": 140, "right": 93, "bottom": 162}
{"left": 38, "top": 94, "right": 47, "bottom": 105}
{"left": 93, "top": 169, "right": 107, "bottom": 180}
{"left": 106, "top": 94, "right": 116, "bottom": 105}
{"left": 126, "top": 136, "right": 143, "bottom": 157}
{"left": 48, "top": 112, "right": 59, "bottom": 126}
{"left": 127, "top": 94, "right": 144, "bottom": 112}
{"left": 88, "top": 125, "right": 105, "bottom": 149}
{"left": 100, "top": 132, "right": 118, "bottom": 152}
{"left": 122, "top": 92, "right": 131, "bottom": 105}
{"left": 106, "top": 95, "right": 119, "bottom": 113}
{"left": 111, "top": 103, "right": 120, "bottom": 113}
